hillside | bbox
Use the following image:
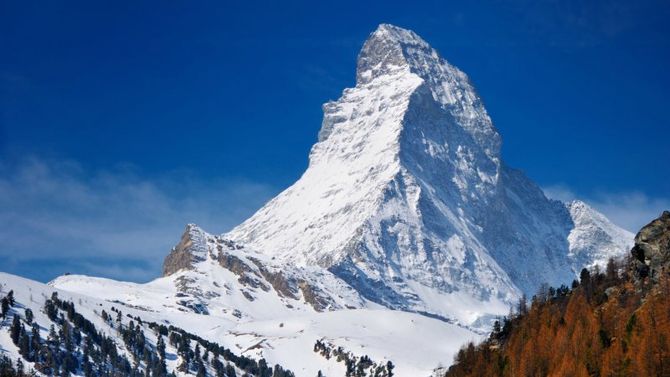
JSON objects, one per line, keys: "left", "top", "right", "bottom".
{"left": 445, "top": 211, "right": 670, "bottom": 377}
{"left": 0, "top": 273, "right": 298, "bottom": 377}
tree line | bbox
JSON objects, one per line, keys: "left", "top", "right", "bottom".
{"left": 445, "top": 256, "right": 670, "bottom": 376}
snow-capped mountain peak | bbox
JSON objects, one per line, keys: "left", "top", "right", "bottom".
{"left": 226, "top": 24, "right": 632, "bottom": 322}
{"left": 355, "top": 23, "right": 500, "bottom": 158}
{"left": 355, "top": 23, "right": 430, "bottom": 85}
{"left": 566, "top": 200, "right": 634, "bottom": 271}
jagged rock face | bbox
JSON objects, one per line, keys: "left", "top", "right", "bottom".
{"left": 162, "top": 224, "right": 208, "bottom": 276}
{"left": 161, "top": 225, "right": 365, "bottom": 314}
{"left": 632, "top": 211, "right": 670, "bottom": 280}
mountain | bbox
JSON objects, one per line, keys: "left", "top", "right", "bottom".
{"left": 2, "top": 24, "right": 634, "bottom": 376}
{"left": 444, "top": 211, "right": 670, "bottom": 377}
{"left": 226, "top": 23, "right": 632, "bottom": 316}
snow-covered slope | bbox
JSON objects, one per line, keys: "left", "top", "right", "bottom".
{"left": 0, "top": 272, "right": 274, "bottom": 377}
{"left": 47, "top": 264, "right": 481, "bottom": 376}
{"left": 46, "top": 224, "right": 483, "bottom": 375}
{"left": 566, "top": 200, "right": 634, "bottom": 272}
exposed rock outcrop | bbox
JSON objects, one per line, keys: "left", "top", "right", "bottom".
{"left": 299, "top": 280, "right": 330, "bottom": 312}
{"left": 162, "top": 224, "right": 208, "bottom": 276}
{"left": 631, "top": 211, "right": 670, "bottom": 280}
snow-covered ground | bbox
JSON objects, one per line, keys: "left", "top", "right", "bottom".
{"left": 36, "top": 270, "right": 481, "bottom": 376}
{"left": 0, "top": 272, "right": 244, "bottom": 376}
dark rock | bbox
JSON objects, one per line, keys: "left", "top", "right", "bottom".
{"left": 162, "top": 225, "right": 207, "bottom": 276}
{"left": 631, "top": 211, "right": 670, "bottom": 281}
{"left": 247, "top": 257, "right": 298, "bottom": 299}
{"left": 298, "top": 280, "right": 330, "bottom": 312}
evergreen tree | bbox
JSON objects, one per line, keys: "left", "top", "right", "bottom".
{"left": 19, "top": 326, "right": 31, "bottom": 359}
{"left": 157, "top": 335, "right": 166, "bottom": 360}
{"left": 83, "top": 340, "right": 93, "bottom": 377}
{"left": 7, "top": 290, "right": 14, "bottom": 306}
{"left": 48, "top": 324, "right": 59, "bottom": 346}
{"left": 580, "top": 267, "right": 593, "bottom": 299}
{"left": 212, "top": 355, "right": 224, "bottom": 377}
{"left": 580, "top": 267, "right": 591, "bottom": 285}
{"left": 517, "top": 294, "right": 528, "bottom": 316}
{"left": 10, "top": 315, "right": 21, "bottom": 344}
{"left": 386, "top": 361, "right": 394, "bottom": 377}
{"left": 16, "top": 358, "right": 24, "bottom": 376}
{"left": 491, "top": 320, "right": 502, "bottom": 341}
{"left": 196, "top": 360, "right": 206, "bottom": 377}
{"left": 1, "top": 297, "right": 9, "bottom": 318}
{"left": 31, "top": 323, "right": 41, "bottom": 362}
{"left": 225, "top": 363, "right": 237, "bottom": 377}
{"left": 24, "top": 308, "right": 33, "bottom": 324}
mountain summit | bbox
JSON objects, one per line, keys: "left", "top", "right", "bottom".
{"left": 226, "top": 24, "right": 632, "bottom": 319}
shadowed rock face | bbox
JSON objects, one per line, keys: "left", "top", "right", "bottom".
{"left": 631, "top": 211, "right": 670, "bottom": 280}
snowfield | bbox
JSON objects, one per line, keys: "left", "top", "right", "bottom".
{"left": 0, "top": 272, "right": 480, "bottom": 376}
{"left": 49, "top": 253, "right": 484, "bottom": 376}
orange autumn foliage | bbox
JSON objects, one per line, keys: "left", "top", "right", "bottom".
{"left": 445, "top": 259, "right": 670, "bottom": 377}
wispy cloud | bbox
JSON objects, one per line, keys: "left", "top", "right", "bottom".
{"left": 0, "top": 157, "right": 277, "bottom": 282}
{"left": 543, "top": 184, "right": 669, "bottom": 233}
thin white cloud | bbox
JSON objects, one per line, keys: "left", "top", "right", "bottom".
{"left": 542, "top": 184, "right": 577, "bottom": 203}
{"left": 0, "top": 157, "right": 277, "bottom": 282}
{"left": 543, "top": 184, "right": 669, "bottom": 233}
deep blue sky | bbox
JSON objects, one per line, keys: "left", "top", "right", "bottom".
{"left": 1, "top": 1, "right": 669, "bottom": 282}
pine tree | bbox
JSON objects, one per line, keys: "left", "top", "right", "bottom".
{"left": 24, "top": 308, "right": 33, "bottom": 324}
{"left": 62, "top": 320, "right": 73, "bottom": 352}
{"left": 212, "top": 355, "right": 224, "bottom": 377}
{"left": 1, "top": 297, "right": 9, "bottom": 318}
{"left": 83, "top": 340, "right": 93, "bottom": 377}
{"left": 7, "top": 290, "right": 14, "bottom": 306}
{"left": 16, "top": 358, "right": 24, "bottom": 376}
{"left": 386, "top": 361, "right": 394, "bottom": 377}
{"left": 518, "top": 294, "right": 528, "bottom": 316}
{"left": 195, "top": 343, "right": 202, "bottom": 361}
{"left": 19, "top": 326, "right": 31, "bottom": 359}
{"left": 196, "top": 360, "right": 206, "bottom": 377}
{"left": 225, "top": 363, "right": 237, "bottom": 377}
{"left": 48, "top": 324, "right": 59, "bottom": 347}
{"left": 157, "top": 334, "right": 166, "bottom": 360}
{"left": 31, "top": 322, "right": 41, "bottom": 362}
{"left": 10, "top": 315, "right": 21, "bottom": 344}
{"left": 491, "top": 320, "right": 502, "bottom": 341}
